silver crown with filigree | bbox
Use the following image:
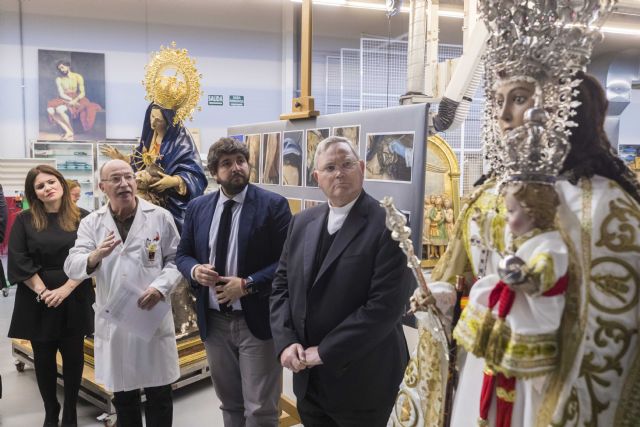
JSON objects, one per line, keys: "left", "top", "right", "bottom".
{"left": 481, "top": 0, "right": 616, "bottom": 182}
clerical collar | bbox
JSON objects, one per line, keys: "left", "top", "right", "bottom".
{"left": 218, "top": 185, "right": 247, "bottom": 206}
{"left": 327, "top": 192, "right": 360, "bottom": 235}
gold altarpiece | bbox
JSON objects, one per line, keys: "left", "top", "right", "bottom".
{"left": 422, "top": 135, "right": 460, "bottom": 268}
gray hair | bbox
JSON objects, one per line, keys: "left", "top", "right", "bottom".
{"left": 313, "top": 136, "right": 359, "bottom": 169}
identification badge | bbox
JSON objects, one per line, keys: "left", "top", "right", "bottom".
{"left": 145, "top": 232, "right": 160, "bottom": 262}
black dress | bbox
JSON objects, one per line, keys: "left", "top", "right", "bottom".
{"left": 7, "top": 210, "right": 94, "bottom": 341}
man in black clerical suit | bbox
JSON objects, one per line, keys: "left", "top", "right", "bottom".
{"left": 270, "top": 136, "right": 412, "bottom": 427}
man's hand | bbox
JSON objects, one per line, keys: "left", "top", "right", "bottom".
{"left": 149, "top": 172, "right": 181, "bottom": 192}
{"left": 137, "top": 287, "right": 164, "bottom": 310}
{"left": 280, "top": 343, "right": 307, "bottom": 373}
{"left": 303, "top": 346, "right": 323, "bottom": 367}
{"left": 193, "top": 264, "right": 219, "bottom": 287}
{"left": 215, "top": 276, "right": 245, "bottom": 305}
{"left": 88, "top": 231, "right": 121, "bottom": 268}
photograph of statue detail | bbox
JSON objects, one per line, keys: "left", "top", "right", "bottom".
{"left": 287, "top": 198, "right": 302, "bottom": 214}
{"left": 262, "top": 132, "right": 281, "bottom": 185}
{"left": 365, "top": 132, "right": 414, "bottom": 182}
{"left": 618, "top": 144, "right": 640, "bottom": 181}
{"left": 333, "top": 125, "right": 360, "bottom": 154}
{"left": 246, "top": 134, "right": 261, "bottom": 183}
{"left": 306, "top": 128, "right": 330, "bottom": 187}
{"left": 422, "top": 193, "right": 455, "bottom": 260}
{"left": 282, "top": 130, "right": 303, "bottom": 186}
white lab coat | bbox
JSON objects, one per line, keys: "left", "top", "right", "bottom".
{"left": 64, "top": 198, "right": 181, "bottom": 392}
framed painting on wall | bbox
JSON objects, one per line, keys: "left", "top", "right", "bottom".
{"left": 38, "top": 49, "right": 106, "bottom": 141}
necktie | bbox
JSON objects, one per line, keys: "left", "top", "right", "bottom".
{"left": 215, "top": 199, "right": 235, "bottom": 312}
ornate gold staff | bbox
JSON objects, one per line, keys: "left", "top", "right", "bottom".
{"left": 380, "top": 196, "right": 450, "bottom": 354}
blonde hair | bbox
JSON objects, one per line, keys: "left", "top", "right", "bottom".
{"left": 66, "top": 179, "right": 80, "bottom": 191}
{"left": 503, "top": 182, "right": 559, "bottom": 230}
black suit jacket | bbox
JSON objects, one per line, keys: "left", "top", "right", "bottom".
{"left": 176, "top": 184, "right": 291, "bottom": 341}
{"left": 270, "top": 191, "right": 412, "bottom": 412}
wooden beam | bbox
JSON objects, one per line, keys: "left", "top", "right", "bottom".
{"left": 281, "top": 0, "right": 319, "bottom": 120}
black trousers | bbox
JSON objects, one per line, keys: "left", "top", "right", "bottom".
{"left": 31, "top": 335, "right": 85, "bottom": 425}
{"left": 297, "top": 381, "right": 394, "bottom": 427}
{"left": 112, "top": 384, "right": 173, "bottom": 427}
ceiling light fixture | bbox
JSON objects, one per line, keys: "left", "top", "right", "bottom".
{"left": 290, "top": 0, "right": 466, "bottom": 18}
{"left": 601, "top": 25, "right": 640, "bottom": 36}
{"left": 289, "top": 0, "right": 640, "bottom": 35}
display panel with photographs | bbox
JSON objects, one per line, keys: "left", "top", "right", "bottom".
{"left": 227, "top": 103, "right": 430, "bottom": 259}
{"left": 38, "top": 49, "right": 106, "bottom": 141}
{"left": 286, "top": 198, "right": 303, "bottom": 215}
{"left": 282, "top": 130, "right": 303, "bottom": 186}
{"left": 304, "top": 199, "right": 325, "bottom": 210}
{"left": 332, "top": 125, "right": 360, "bottom": 153}
{"left": 619, "top": 144, "right": 640, "bottom": 180}
{"left": 365, "top": 132, "right": 415, "bottom": 183}
{"left": 262, "top": 132, "right": 281, "bottom": 185}
{"left": 246, "top": 134, "right": 261, "bottom": 183}
{"left": 305, "top": 128, "right": 330, "bottom": 187}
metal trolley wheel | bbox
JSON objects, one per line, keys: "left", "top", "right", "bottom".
{"left": 97, "top": 412, "right": 117, "bottom": 427}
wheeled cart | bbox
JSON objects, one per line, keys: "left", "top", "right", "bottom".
{"left": 11, "top": 335, "right": 300, "bottom": 426}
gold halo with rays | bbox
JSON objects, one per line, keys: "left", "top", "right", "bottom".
{"left": 143, "top": 41, "right": 202, "bottom": 125}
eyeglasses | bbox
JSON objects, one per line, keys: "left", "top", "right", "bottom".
{"left": 317, "top": 161, "right": 358, "bottom": 175}
{"left": 102, "top": 174, "right": 135, "bottom": 185}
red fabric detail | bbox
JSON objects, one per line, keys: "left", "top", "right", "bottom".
{"left": 497, "top": 286, "right": 516, "bottom": 318}
{"left": 496, "top": 374, "right": 516, "bottom": 427}
{"left": 47, "top": 94, "right": 102, "bottom": 132}
{"left": 479, "top": 371, "right": 496, "bottom": 421}
{"left": 488, "top": 281, "right": 506, "bottom": 309}
{"left": 542, "top": 273, "right": 569, "bottom": 297}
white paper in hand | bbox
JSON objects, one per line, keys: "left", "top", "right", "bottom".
{"left": 97, "top": 283, "right": 170, "bottom": 342}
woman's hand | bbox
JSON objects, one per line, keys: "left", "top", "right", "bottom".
{"left": 42, "top": 280, "right": 79, "bottom": 308}
{"left": 42, "top": 287, "right": 71, "bottom": 308}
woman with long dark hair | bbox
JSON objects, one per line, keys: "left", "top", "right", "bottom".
{"left": 561, "top": 71, "right": 640, "bottom": 202}
{"left": 7, "top": 165, "right": 94, "bottom": 427}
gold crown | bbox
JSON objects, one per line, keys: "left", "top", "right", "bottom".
{"left": 143, "top": 42, "right": 202, "bottom": 125}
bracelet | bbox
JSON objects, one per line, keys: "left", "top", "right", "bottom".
{"left": 35, "top": 288, "right": 47, "bottom": 303}
{"left": 241, "top": 278, "right": 248, "bottom": 296}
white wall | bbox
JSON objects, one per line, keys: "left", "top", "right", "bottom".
{"left": 0, "top": 0, "right": 470, "bottom": 159}
{"left": 0, "top": 0, "right": 287, "bottom": 157}
{"left": 619, "top": 88, "right": 640, "bottom": 148}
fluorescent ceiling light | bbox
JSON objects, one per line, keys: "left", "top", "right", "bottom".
{"left": 290, "top": 0, "right": 466, "bottom": 18}
{"left": 601, "top": 25, "right": 640, "bottom": 36}
{"left": 290, "top": 0, "right": 640, "bottom": 34}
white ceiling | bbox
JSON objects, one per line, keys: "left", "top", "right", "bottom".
{"left": 1, "top": 0, "right": 638, "bottom": 55}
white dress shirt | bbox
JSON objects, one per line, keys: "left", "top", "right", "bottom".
{"left": 207, "top": 186, "right": 247, "bottom": 311}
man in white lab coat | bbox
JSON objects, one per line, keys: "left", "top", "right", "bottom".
{"left": 64, "top": 159, "right": 181, "bottom": 427}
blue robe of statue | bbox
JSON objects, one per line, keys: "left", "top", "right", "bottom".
{"left": 132, "top": 103, "right": 207, "bottom": 233}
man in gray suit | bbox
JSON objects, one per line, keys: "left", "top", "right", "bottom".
{"left": 270, "top": 136, "right": 412, "bottom": 427}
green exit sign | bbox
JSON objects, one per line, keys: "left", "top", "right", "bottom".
{"left": 229, "top": 95, "right": 244, "bottom": 106}
{"left": 208, "top": 95, "right": 223, "bottom": 106}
